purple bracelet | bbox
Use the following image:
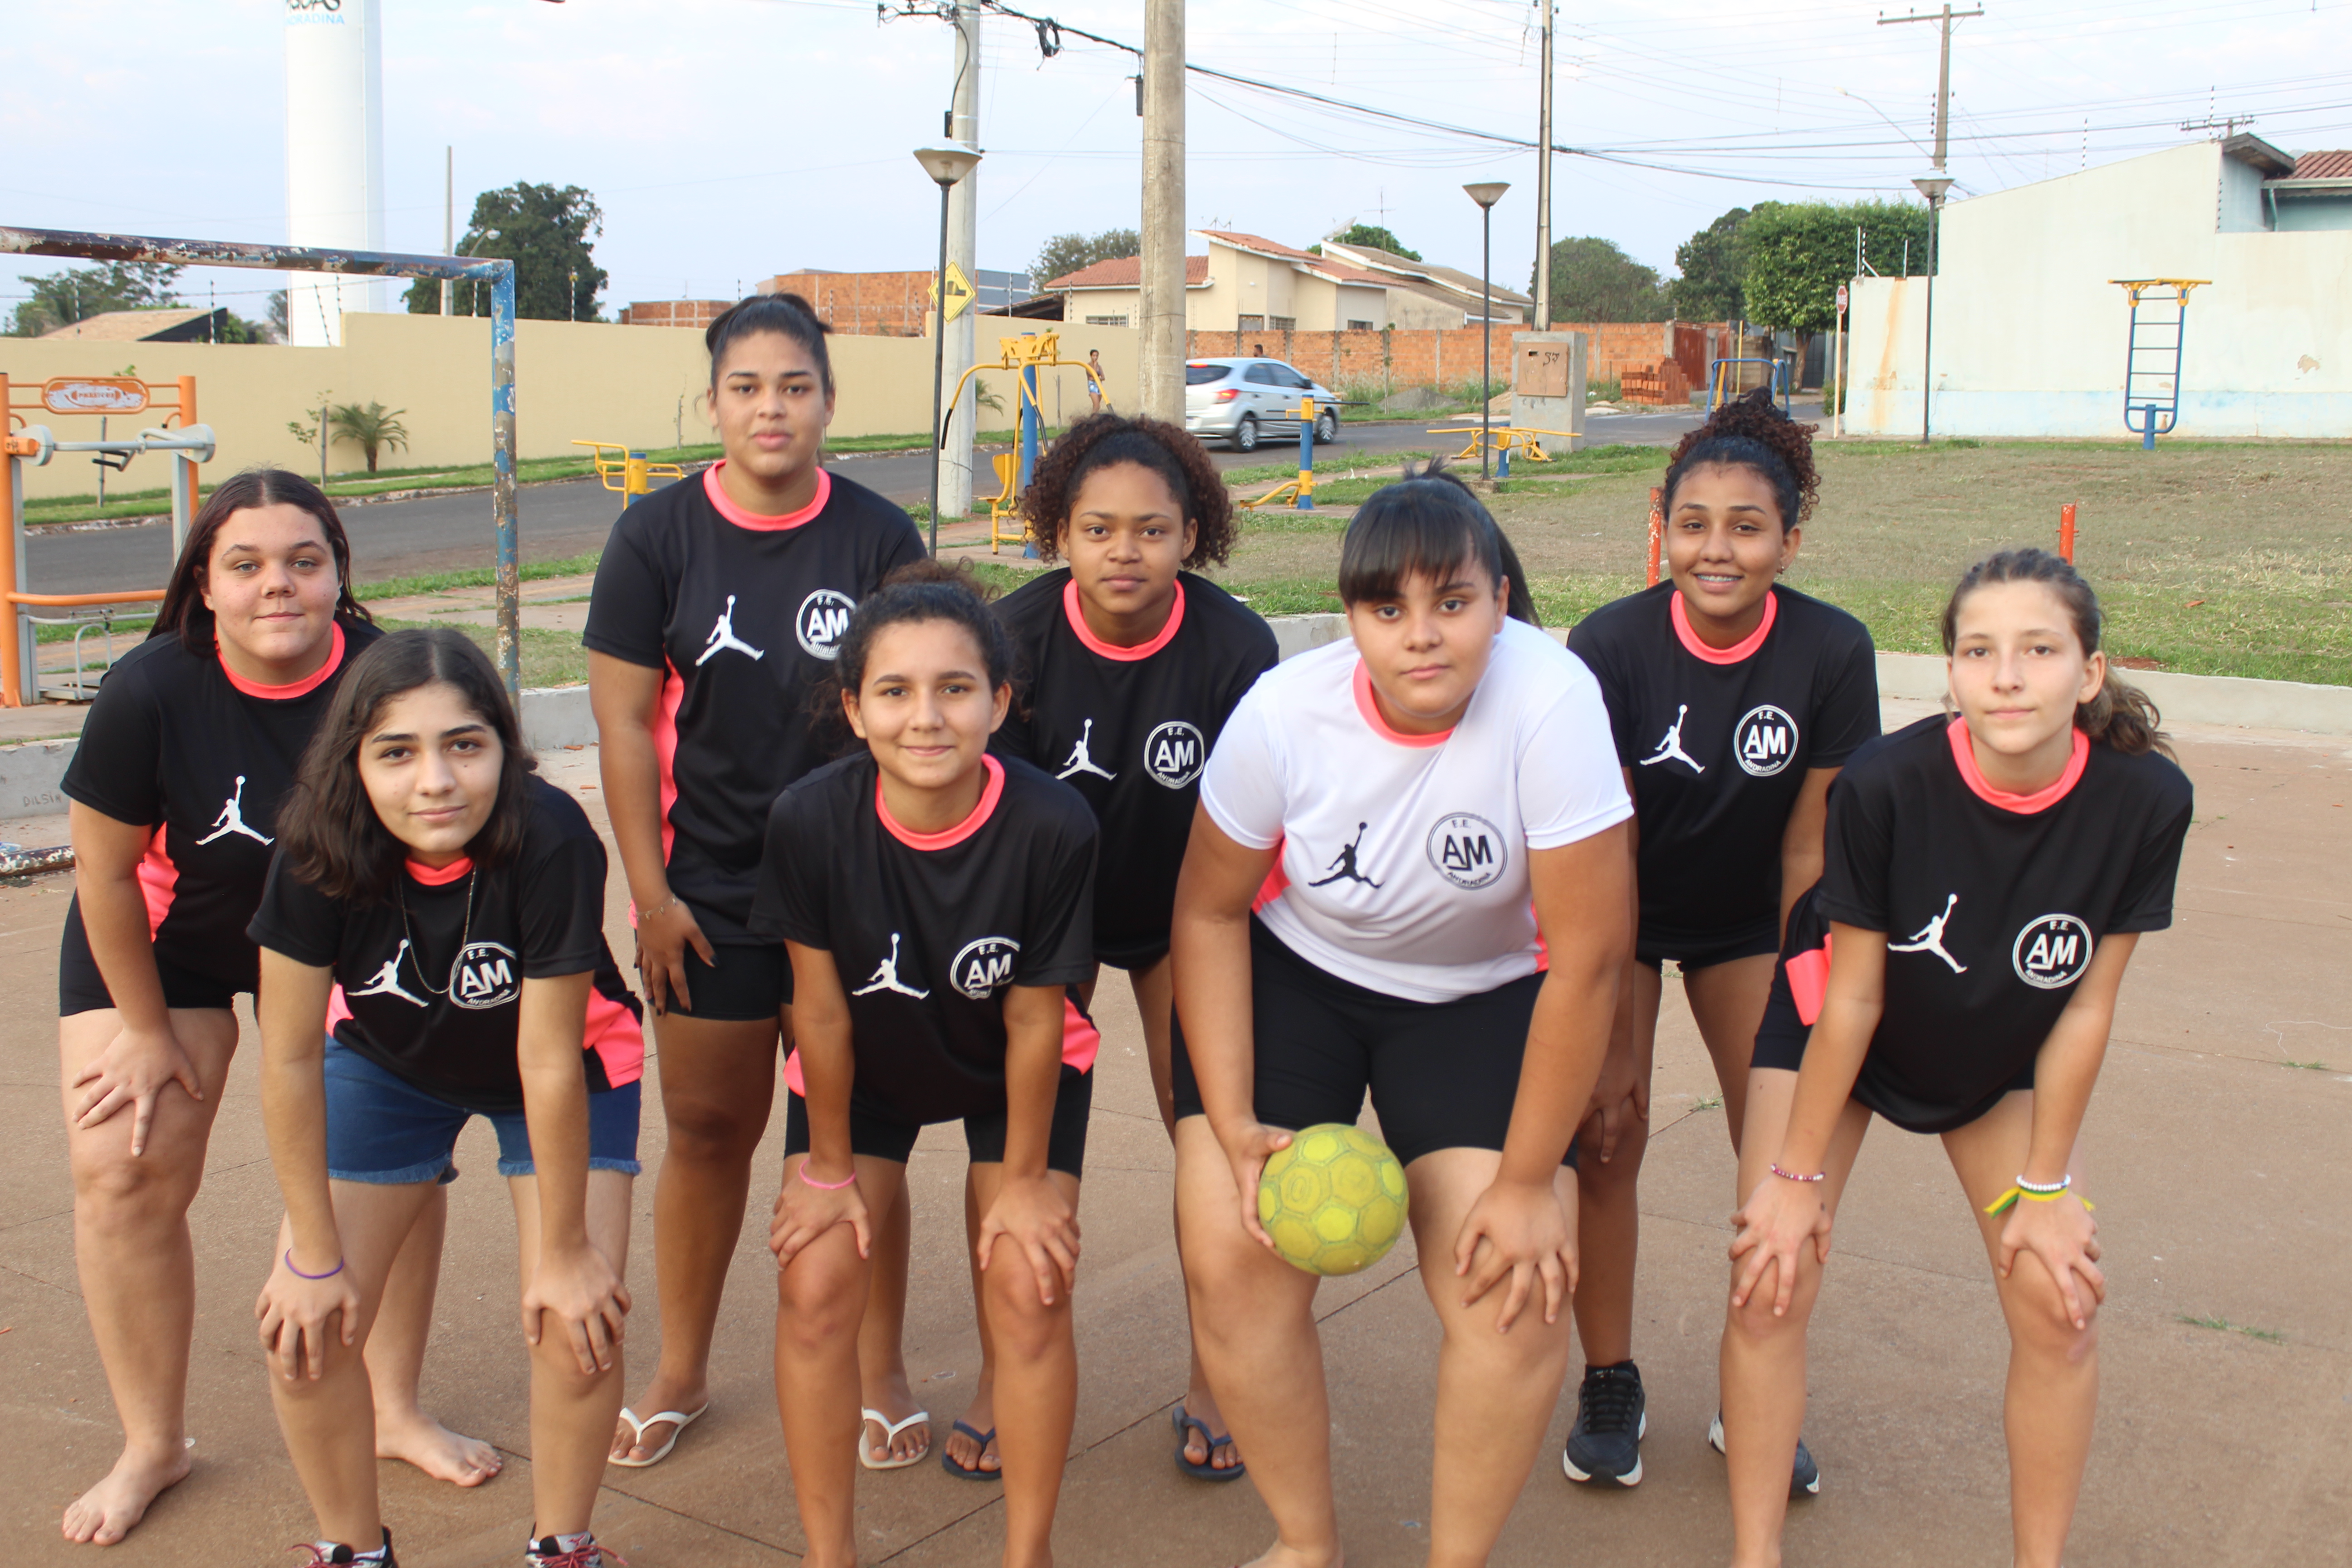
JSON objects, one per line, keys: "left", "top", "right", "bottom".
{"left": 284, "top": 1249, "right": 346, "bottom": 1280}
{"left": 1769, "top": 1163, "right": 1826, "bottom": 1184}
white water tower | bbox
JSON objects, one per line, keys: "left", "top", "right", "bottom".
{"left": 284, "top": 0, "right": 386, "bottom": 346}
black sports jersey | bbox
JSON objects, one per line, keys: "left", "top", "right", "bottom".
{"left": 992, "top": 570, "right": 1277, "bottom": 966}
{"left": 582, "top": 464, "right": 925, "bottom": 941}
{"left": 248, "top": 777, "right": 644, "bottom": 1114}
{"left": 1764, "top": 716, "right": 2192, "bottom": 1132}
{"left": 750, "top": 753, "right": 1099, "bottom": 1126}
{"left": 60, "top": 619, "right": 382, "bottom": 990}
{"left": 1568, "top": 583, "right": 1878, "bottom": 951}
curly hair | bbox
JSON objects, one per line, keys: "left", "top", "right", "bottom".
{"left": 1940, "top": 548, "right": 2168, "bottom": 759}
{"left": 1660, "top": 387, "right": 1821, "bottom": 527}
{"left": 1017, "top": 412, "right": 1237, "bottom": 568}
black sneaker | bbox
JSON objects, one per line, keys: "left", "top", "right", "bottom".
{"left": 1708, "top": 1410, "right": 1822, "bottom": 1498}
{"left": 290, "top": 1529, "right": 398, "bottom": 1567}
{"left": 1562, "top": 1362, "right": 1647, "bottom": 1486}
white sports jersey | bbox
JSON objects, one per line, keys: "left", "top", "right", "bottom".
{"left": 1200, "top": 617, "right": 1632, "bottom": 1002}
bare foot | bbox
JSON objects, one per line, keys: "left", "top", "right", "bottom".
{"left": 860, "top": 1372, "right": 931, "bottom": 1466}
{"left": 375, "top": 1408, "right": 503, "bottom": 1487}
{"left": 1179, "top": 1383, "right": 1244, "bottom": 1473}
{"left": 943, "top": 1384, "right": 1000, "bottom": 1475}
{"left": 610, "top": 1376, "right": 710, "bottom": 1465}
{"left": 61, "top": 1443, "right": 191, "bottom": 1545}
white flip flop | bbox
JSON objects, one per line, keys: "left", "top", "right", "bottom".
{"left": 859, "top": 1407, "right": 933, "bottom": 1470}
{"left": 609, "top": 1402, "right": 710, "bottom": 1468}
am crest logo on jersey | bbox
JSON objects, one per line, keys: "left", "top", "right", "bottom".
{"left": 1426, "top": 812, "right": 1507, "bottom": 890}
{"left": 951, "top": 936, "right": 1023, "bottom": 1000}
{"left": 2011, "top": 914, "right": 2093, "bottom": 990}
{"left": 1143, "top": 720, "right": 1206, "bottom": 789}
{"left": 450, "top": 941, "right": 522, "bottom": 1010}
{"left": 795, "top": 589, "right": 857, "bottom": 659}
{"left": 1734, "top": 704, "right": 1800, "bottom": 778}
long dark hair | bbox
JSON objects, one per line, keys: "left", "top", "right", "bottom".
{"left": 152, "top": 468, "right": 371, "bottom": 654}
{"left": 1018, "top": 412, "right": 1238, "bottom": 568}
{"left": 813, "top": 560, "right": 1020, "bottom": 754}
{"left": 1339, "top": 459, "right": 1539, "bottom": 626}
{"left": 1940, "top": 548, "right": 2166, "bottom": 757}
{"left": 1660, "top": 387, "right": 1820, "bottom": 529}
{"left": 706, "top": 291, "right": 834, "bottom": 393}
{"left": 278, "top": 628, "right": 535, "bottom": 903}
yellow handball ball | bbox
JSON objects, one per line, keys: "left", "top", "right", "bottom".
{"left": 1256, "top": 1123, "right": 1409, "bottom": 1277}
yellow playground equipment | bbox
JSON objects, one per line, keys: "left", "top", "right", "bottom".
{"left": 939, "top": 332, "right": 1104, "bottom": 555}
{"left": 572, "top": 440, "right": 686, "bottom": 504}
{"left": 985, "top": 452, "right": 1024, "bottom": 554}
{"left": 1425, "top": 421, "right": 1579, "bottom": 475}
{"left": 1240, "top": 396, "right": 1322, "bottom": 512}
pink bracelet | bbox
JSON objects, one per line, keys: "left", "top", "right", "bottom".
{"left": 1770, "top": 1163, "right": 1826, "bottom": 1184}
{"left": 798, "top": 1161, "right": 858, "bottom": 1191}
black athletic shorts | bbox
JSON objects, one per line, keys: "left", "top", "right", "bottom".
{"left": 1096, "top": 935, "right": 1171, "bottom": 974}
{"left": 1170, "top": 916, "right": 1575, "bottom": 1171}
{"left": 656, "top": 924, "right": 793, "bottom": 1022}
{"left": 782, "top": 1063, "right": 1093, "bottom": 1179}
{"left": 58, "top": 898, "right": 246, "bottom": 1017}
{"left": 1636, "top": 919, "right": 1781, "bottom": 975}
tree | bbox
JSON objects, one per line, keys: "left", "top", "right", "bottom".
{"left": 327, "top": 401, "right": 410, "bottom": 474}
{"left": 8, "top": 262, "right": 184, "bottom": 336}
{"left": 1668, "top": 207, "right": 1750, "bottom": 322}
{"left": 406, "top": 182, "right": 606, "bottom": 320}
{"left": 1326, "top": 223, "right": 1419, "bottom": 260}
{"left": 1740, "top": 200, "right": 1932, "bottom": 372}
{"left": 1532, "top": 237, "right": 1666, "bottom": 323}
{"left": 1031, "top": 229, "right": 1141, "bottom": 288}
{"left": 268, "top": 290, "right": 289, "bottom": 340}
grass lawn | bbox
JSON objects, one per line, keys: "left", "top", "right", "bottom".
{"left": 1205, "top": 439, "right": 2352, "bottom": 686}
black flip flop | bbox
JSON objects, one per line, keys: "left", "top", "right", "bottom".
{"left": 1171, "top": 1405, "right": 1247, "bottom": 1481}
{"left": 940, "top": 1418, "right": 1001, "bottom": 1481}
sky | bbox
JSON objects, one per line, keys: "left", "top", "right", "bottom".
{"left": 1, "top": 0, "right": 2347, "bottom": 321}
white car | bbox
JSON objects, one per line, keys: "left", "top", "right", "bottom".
{"left": 1183, "top": 358, "right": 1342, "bottom": 451}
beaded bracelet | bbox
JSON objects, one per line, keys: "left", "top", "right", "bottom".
{"left": 284, "top": 1250, "right": 346, "bottom": 1281}
{"left": 799, "top": 1162, "right": 858, "bottom": 1191}
{"left": 1769, "top": 1163, "right": 1826, "bottom": 1184}
{"left": 2015, "top": 1173, "right": 2071, "bottom": 1195}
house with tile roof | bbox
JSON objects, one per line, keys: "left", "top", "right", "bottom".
{"left": 1043, "top": 230, "right": 1525, "bottom": 334}
{"left": 1314, "top": 238, "right": 1534, "bottom": 326}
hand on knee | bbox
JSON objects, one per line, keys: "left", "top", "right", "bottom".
{"left": 1725, "top": 1263, "right": 1816, "bottom": 1350}
{"left": 71, "top": 1145, "right": 195, "bottom": 1216}
{"left": 981, "top": 1258, "right": 1072, "bottom": 1363}
{"left": 2003, "top": 1253, "right": 2101, "bottom": 1361}
{"left": 776, "top": 1254, "right": 866, "bottom": 1352}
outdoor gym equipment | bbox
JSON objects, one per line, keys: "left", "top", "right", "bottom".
{"left": 1242, "top": 397, "right": 1323, "bottom": 512}
{"left": 984, "top": 452, "right": 1024, "bottom": 552}
{"left": 2111, "top": 279, "right": 2207, "bottom": 450}
{"left": 1705, "top": 357, "right": 1791, "bottom": 413}
{"left": 939, "top": 332, "right": 1104, "bottom": 556}
{"left": 0, "top": 226, "right": 524, "bottom": 698}
{"left": 1426, "top": 422, "right": 1580, "bottom": 478}
{"left": 573, "top": 440, "right": 685, "bottom": 509}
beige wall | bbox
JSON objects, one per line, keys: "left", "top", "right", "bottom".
{"left": 2, "top": 311, "right": 1139, "bottom": 500}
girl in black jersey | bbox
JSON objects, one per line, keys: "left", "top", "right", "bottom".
{"left": 751, "top": 564, "right": 1097, "bottom": 1568}
{"left": 953, "top": 412, "right": 1273, "bottom": 1481}
{"left": 1721, "top": 551, "right": 2191, "bottom": 1568}
{"left": 250, "top": 630, "right": 645, "bottom": 1568}
{"left": 1559, "top": 392, "right": 1875, "bottom": 1490}
{"left": 54, "top": 471, "right": 494, "bottom": 1548}
{"left": 585, "top": 294, "right": 925, "bottom": 1467}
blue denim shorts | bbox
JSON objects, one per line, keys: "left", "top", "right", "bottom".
{"left": 323, "top": 1039, "right": 642, "bottom": 1184}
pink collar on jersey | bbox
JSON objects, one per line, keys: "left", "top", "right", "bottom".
{"left": 702, "top": 461, "right": 832, "bottom": 532}
{"left": 1062, "top": 577, "right": 1185, "bottom": 661}
{"left": 217, "top": 620, "right": 346, "bottom": 700}
{"left": 1352, "top": 659, "right": 1453, "bottom": 748}
{"left": 876, "top": 753, "right": 1005, "bottom": 850}
{"left": 1671, "top": 586, "right": 1777, "bottom": 665}
{"left": 405, "top": 853, "right": 474, "bottom": 886}
{"left": 1945, "top": 716, "right": 2089, "bottom": 814}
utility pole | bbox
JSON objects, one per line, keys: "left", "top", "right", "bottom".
{"left": 1877, "top": 4, "right": 1982, "bottom": 174}
{"left": 1532, "top": 0, "right": 1554, "bottom": 330}
{"left": 1882, "top": 6, "right": 1977, "bottom": 445}
{"left": 1138, "top": 0, "right": 1186, "bottom": 421}
{"left": 441, "top": 146, "right": 453, "bottom": 315}
{"left": 940, "top": 0, "right": 982, "bottom": 524}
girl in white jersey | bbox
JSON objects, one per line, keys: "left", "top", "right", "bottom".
{"left": 1721, "top": 550, "right": 2191, "bottom": 1568}
{"left": 1171, "top": 468, "right": 1633, "bottom": 1568}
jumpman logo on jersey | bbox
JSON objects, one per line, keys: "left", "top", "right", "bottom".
{"left": 1888, "top": 892, "right": 1969, "bottom": 974}
{"left": 1637, "top": 705, "right": 1705, "bottom": 773}
{"left": 193, "top": 775, "right": 274, "bottom": 847}
{"left": 1308, "top": 822, "right": 1382, "bottom": 888}
{"left": 696, "top": 596, "right": 766, "bottom": 666}
{"left": 850, "top": 932, "right": 930, "bottom": 999}
{"left": 349, "top": 941, "right": 430, "bottom": 1008}
{"left": 1055, "top": 718, "right": 1117, "bottom": 782}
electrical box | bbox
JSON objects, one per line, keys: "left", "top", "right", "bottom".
{"left": 1509, "top": 331, "right": 1586, "bottom": 452}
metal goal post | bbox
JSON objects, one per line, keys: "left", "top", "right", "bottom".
{"left": 0, "top": 226, "right": 526, "bottom": 699}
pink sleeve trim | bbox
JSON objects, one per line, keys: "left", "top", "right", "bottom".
{"left": 1786, "top": 931, "right": 1833, "bottom": 1026}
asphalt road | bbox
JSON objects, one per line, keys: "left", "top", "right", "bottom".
{"left": 27, "top": 407, "right": 1710, "bottom": 596}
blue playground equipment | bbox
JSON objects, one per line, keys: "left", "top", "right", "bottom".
{"left": 2112, "top": 279, "right": 2208, "bottom": 450}
{"left": 1705, "top": 357, "right": 1791, "bottom": 414}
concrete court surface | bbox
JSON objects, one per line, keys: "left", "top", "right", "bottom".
{"left": 3, "top": 706, "right": 2348, "bottom": 1568}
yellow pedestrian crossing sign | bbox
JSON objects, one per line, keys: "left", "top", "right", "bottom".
{"left": 936, "top": 260, "right": 976, "bottom": 323}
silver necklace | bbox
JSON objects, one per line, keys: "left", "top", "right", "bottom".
{"left": 397, "top": 867, "right": 476, "bottom": 997}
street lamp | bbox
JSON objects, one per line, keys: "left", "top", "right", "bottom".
{"left": 1911, "top": 173, "right": 1953, "bottom": 445}
{"left": 1463, "top": 181, "right": 1510, "bottom": 480}
{"left": 916, "top": 144, "right": 983, "bottom": 555}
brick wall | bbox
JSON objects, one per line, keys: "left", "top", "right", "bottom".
{"left": 1183, "top": 321, "right": 1722, "bottom": 394}
{"left": 617, "top": 299, "right": 731, "bottom": 329}
{"left": 759, "top": 272, "right": 935, "bottom": 338}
